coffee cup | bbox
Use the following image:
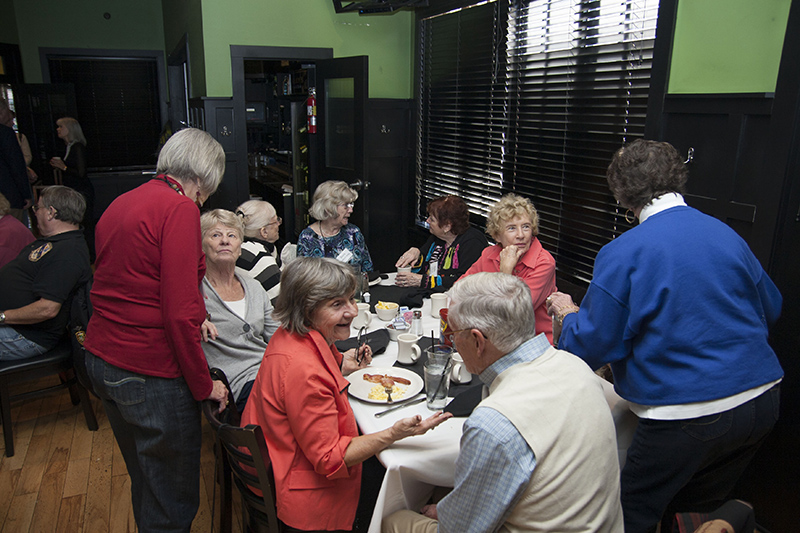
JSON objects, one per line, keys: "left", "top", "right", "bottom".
{"left": 397, "top": 266, "right": 412, "bottom": 274}
{"left": 430, "top": 293, "right": 448, "bottom": 318}
{"left": 450, "top": 352, "right": 472, "bottom": 384}
{"left": 352, "top": 302, "right": 372, "bottom": 330}
{"left": 396, "top": 333, "right": 421, "bottom": 364}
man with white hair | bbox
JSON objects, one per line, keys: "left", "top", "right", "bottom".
{"left": 383, "top": 272, "right": 623, "bottom": 533}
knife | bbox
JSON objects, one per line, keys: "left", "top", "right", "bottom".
{"left": 374, "top": 395, "right": 426, "bottom": 417}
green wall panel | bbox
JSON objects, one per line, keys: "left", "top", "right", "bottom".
{"left": 13, "top": 0, "right": 166, "bottom": 84}
{"left": 669, "top": 0, "right": 791, "bottom": 94}
{"left": 200, "top": 0, "right": 414, "bottom": 98}
{"left": 162, "top": 0, "right": 206, "bottom": 99}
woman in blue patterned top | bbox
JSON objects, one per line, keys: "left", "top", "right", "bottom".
{"left": 297, "top": 180, "right": 373, "bottom": 272}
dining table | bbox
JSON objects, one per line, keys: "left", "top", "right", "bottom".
{"left": 346, "top": 282, "right": 638, "bottom": 533}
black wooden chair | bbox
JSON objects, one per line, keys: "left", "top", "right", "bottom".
{"left": 202, "top": 369, "right": 283, "bottom": 533}
{"left": 0, "top": 335, "right": 98, "bottom": 457}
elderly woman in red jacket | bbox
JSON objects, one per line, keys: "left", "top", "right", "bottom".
{"left": 242, "top": 257, "right": 451, "bottom": 532}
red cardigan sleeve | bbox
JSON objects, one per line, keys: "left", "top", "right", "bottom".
{"left": 159, "top": 201, "right": 212, "bottom": 400}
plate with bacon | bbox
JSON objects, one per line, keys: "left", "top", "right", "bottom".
{"left": 347, "top": 367, "right": 423, "bottom": 404}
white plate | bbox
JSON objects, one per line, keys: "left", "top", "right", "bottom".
{"left": 347, "top": 367, "right": 423, "bottom": 404}
{"left": 379, "top": 272, "right": 397, "bottom": 286}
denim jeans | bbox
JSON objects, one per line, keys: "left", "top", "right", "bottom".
{"left": 0, "top": 325, "right": 49, "bottom": 360}
{"left": 85, "top": 350, "right": 202, "bottom": 533}
{"left": 620, "top": 385, "right": 780, "bottom": 533}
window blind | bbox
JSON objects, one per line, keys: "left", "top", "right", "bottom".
{"left": 416, "top": 0, "right": 660, "bottom": 287}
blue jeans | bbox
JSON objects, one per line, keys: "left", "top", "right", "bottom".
{"left": 620, "top": 385, "right": 780, "bottom": 533}
{"left": 85, "top": 350, "right": 202, "bottom": 533}
{"left": 0, "top": 326, "right": 49, "bottom": 360}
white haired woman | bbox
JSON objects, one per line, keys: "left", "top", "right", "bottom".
{"left": 235, "top": 199, "right": 284, "bottom": 305}
{"left": 199, "top": 209, "right": 280, "bottom": 412}
{"left": 462, "top": 194, "right": 557, "bottom": 343}
{"left": 84, "top": 128, "right": 229, "bottom": 532}
{"left": 297, "top": 180, "right": 373, "bottom": 272}
{"left": 242, "top": 257, "right": 451, "bottom": 531}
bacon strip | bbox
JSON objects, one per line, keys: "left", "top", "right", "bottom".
{"left": 363, "top": 373, "right": 412, "bottom": 386}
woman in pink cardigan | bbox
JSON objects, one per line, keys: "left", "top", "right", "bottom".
{"left": 462, "top": 194, "right": 556, "bottom": 343}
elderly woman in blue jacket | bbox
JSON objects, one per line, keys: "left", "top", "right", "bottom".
{"left": 547, "top": 139, "right": 783, "bottom": 533}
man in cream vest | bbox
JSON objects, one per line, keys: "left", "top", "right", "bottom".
{"left": 383, "top": 273, "right": 623, "bottom": 533}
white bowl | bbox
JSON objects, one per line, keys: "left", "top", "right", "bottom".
{"left": 375, "top": 302, "right": 400, "bottom": 321}
{"left": 385, "top": 321, "right": 409, "bottom": 341}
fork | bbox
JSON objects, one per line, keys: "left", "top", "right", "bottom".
{"left": 384, "top": 384, "right": 393, "bottom": 404}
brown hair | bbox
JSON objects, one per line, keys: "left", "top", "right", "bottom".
{"left": 427, "top": 195, "right": 471, "bottom": 235}
{"left": 606, "top": 139, "right": 688, "bottom": 210}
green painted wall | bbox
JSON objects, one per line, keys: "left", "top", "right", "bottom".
{"left": 0, "top": 0, "right": 20, "bottom": 45}
{"left": 12, "top": 0, "right": 165, "bottom": 84}
{"left": 669, "top": 0, "right": 791, "bottom": 94}
{"left": 162, "top": 0, "right": 206, "bottom": 99}
{"left": 200, "top": 0, "right": 414, "bottom": 98}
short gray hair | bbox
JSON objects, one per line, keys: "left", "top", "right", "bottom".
{"left": 200, "top": 209, "right": 244, "bottom": 241}
{"left": 57, "top": 117, "right": 87, "bottom": 146}
{"left": 236, "top": 199, "right": 276, "bottom": 238}
{"left": 40, "top": 186, "right": 86, "bottom": 225}
{"left": 448, "top": 272, "right": 537, "bottom": 354}
{"left": 273, "top": 257, "right": 357, "bottom": 336}
{"left": 309, "top": 180, "right": 357, "bottom": 221}
{"left": 157, "top": 128, "right": 225, "bottom": 197}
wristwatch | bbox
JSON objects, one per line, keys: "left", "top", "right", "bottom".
{"left": 0, "top": 311, "right": 6, "bottom": 324}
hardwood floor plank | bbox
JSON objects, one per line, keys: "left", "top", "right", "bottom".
{"left": 15, "top": 432, "right": 53, "bottom": 495}
{"left": 1, "top": 492, "right": 37, "bottom": 533}
{"left": 30, "top": 469, "right": 67, "bottom": 533}
{"left": 2, "top": 406, "right": 40, "bottom": 471}
{"left": 55, "top": 494, "right": 86, "bottom": 533}
{"left": 0, "top": 470, "right": 21, "bottom": 527}
{"left": 109, "top": 474, "right": 136, "bottom": 533}
{"left": 63, "top": 457, "right": 90, "bottom": 499}
{"left": 83, "top": 427, "right": 115, "bottom": 533}
{"left": 68, "top": 413, "right": 94, "bottom": 462}
{"left": 111, "top": 438, "right": 128, "bottom": 478}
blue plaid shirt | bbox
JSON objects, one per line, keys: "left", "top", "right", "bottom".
{"left": 436, "top": 334, "right": 551, "bottom": 533}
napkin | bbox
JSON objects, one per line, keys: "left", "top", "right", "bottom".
{"left": 393, "top": 336, "right": 479, "bottom": 398}
{"left": 335, "top": 329, "right": 391, "bottom": 355}
{"left": 444, "top": 384, "right": 485, "bottom": 417}
{"left": 366, "top": 285, "right": 431, "bottom": 312}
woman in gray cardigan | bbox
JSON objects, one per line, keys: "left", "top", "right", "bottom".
{"left": 200, "top": 209, "right": 280, "bottom": 412}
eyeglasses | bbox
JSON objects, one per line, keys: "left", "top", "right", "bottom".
{"left": 266, "top": 217, "right": 282, "bottom": 226}
{"left": 339, "top": 203, "right": 355, "bottom": 209}
{"left": 32, "top": 204, "right": 55, "bottom": 214}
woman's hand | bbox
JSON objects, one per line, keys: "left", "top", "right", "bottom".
{"left": 341, "top": 344, "right": 372, "bottom": 376}
{"left": 545, "top": 291, "right": 577, "bottom": 317}
{"left": 396, "top": 272, "right": 423, "bottom": 288}
{"left": 207, "top": 380, "right": 228, "bottom": 414}
{"left": 390, "top": 411, "right": 453, "bottom": 440}
{"left": 49, "top": 157, "right": 67, "bottom": 171}
{"left": 396, "top": 247, "right": 421, "bottom": 268}
{"left": 498, "top": 245, "right": 525, "bottom": 274}
{"left": 201, "top": 319, "right": 218, "bottom": 342}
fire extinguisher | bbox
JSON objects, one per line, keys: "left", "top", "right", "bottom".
{"left": 307, "top": 89, "right": 317, "bottom": 134}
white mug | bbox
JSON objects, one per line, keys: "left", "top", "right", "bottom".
{"left": 450, "top": 352, "right": 472, "bottom": 384}
{"left": 396, "top": 333, "right": 422, "bottom": 364}
{"left": 430, "top": 293, "right": 448, "bottom": 318}
{"left": 352, "top": 303, "right": 372, "bottom": 330}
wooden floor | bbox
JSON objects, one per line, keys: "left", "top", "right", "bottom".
{"left": 0, "top": 376, "right": 243, "bottom": 533}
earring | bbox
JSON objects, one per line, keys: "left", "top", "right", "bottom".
{"left": 625, "top": 210, "right": 636, "bottom": 224}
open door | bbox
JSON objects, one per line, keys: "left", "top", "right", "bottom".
{"left": 315, "top": 56, "right": 370, "bottom": 237}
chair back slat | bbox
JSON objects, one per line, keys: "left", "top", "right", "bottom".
{"left": 202, "top": 385, "right": 283, "bottom": 533}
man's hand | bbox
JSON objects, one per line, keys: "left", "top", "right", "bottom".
{"left": 421, "top": 504, "right": 438, "bottom": 520}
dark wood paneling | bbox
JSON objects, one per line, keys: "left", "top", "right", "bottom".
{"left": 364, "top": 99, "right": 413, "bottom": 273}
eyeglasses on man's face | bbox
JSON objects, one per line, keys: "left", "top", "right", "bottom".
{"left": 32, "top": 203, "right": 56, "bottom": 215}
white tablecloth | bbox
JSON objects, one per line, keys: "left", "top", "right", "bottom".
{"left": 348, "top": 298, "right": 638, "bottom": 533}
